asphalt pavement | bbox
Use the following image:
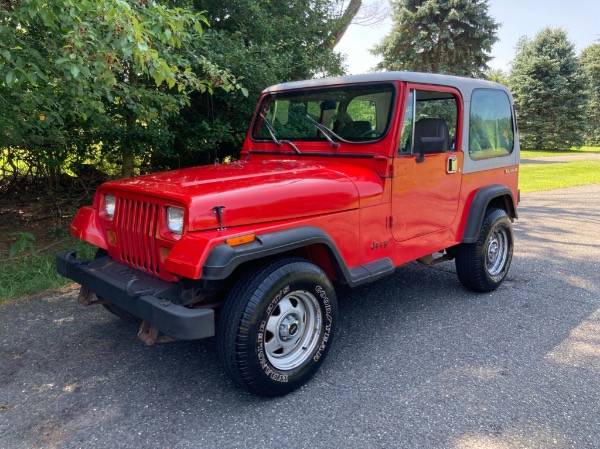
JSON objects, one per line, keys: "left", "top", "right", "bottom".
{"left": 1, "top": 184, "right": 600, "bottom": 449}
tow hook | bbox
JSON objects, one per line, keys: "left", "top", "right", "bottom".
{"left": 137, "top": 321, "right": 175, "bottom": 346}
{"left": 77, "top": 286, "right": 108, "bottom": 306}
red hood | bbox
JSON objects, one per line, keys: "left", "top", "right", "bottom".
{"left": 99, "top": 160, "right": 383, "bottom": 231}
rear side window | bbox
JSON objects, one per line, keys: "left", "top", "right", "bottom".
{"left": 469, "top": 89, "right": 514, "bottom": 160}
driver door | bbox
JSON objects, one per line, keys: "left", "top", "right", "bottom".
{"left": 391, "top": 86, "right": 463, "bottom": 242}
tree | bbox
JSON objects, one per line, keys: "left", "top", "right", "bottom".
{"left": 509, "top": 28, "right": 587, "bottom": 150}
{"left": 151, "top": 0, "right": 347, "bottom": 169}
{"left": 372, "top": 0, "right": 498, "bottom": 77}
{"left": 0, "top": 0, "right": 241, "bottom": 180}
{"left": 580, "top": 42, "right": 600, "bottom": 146}
{"left": 485, "top": 68, "right": 508, "bottom": 86}
{"left": 1, "top": 0, "right": 351, "bottom": 183}
{"left": 328, "top": 0, "right": 390, "bottom": 48}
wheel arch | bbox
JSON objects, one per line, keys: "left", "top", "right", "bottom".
{"left": 202, "top": 227, "right": 352, "bottom": 285}
{"left": 461, "top": 185, "right": 517, "bottom": 244}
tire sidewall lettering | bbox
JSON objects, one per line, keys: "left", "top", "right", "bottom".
{"left": 257, "top": 284, "right": 291, "bottom": 383}
{"left": 313, "top": 285, "right": 332, "bottom": 363}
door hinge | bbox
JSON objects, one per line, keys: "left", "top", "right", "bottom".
{"left": 386, "top": 216, "right": 394, "bottom": 229}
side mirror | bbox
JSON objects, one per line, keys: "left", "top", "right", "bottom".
{"left": 416, "top": 137, "right": 446, "bottom": 163}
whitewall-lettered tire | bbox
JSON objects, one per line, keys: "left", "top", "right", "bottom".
{"left": 217, "top": 258, "right": 337, "bottom": 396}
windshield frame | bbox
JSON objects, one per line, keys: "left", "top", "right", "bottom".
{"left": 250, "top": 82, "right": 398, "bottom": 149}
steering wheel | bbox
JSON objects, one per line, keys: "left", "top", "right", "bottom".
{"left": 361, "top": 130, "right": 383, "bottom": 138}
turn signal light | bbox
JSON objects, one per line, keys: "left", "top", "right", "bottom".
{"left": 226, "top": 234, "right": 256, "bottom": 247}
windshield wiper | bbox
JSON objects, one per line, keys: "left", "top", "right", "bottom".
{"left": 306, "top": 115, "right": 340, "bottom": 148}
{"left": 259, "top": 113, "right": 300, "bottom": 154}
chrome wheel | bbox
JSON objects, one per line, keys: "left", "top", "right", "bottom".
{"left": 485, "top": 227, "right": 509, "bottom": 279}
{"left": 263, "top": 290, "right": 322, "bottom": 371}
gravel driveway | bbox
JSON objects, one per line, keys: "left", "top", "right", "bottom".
{"left": 1, "top": 184, "right": 599, "bottom": 449}
{"left": 520, "top": 153, "right": 600, "bottom": 164}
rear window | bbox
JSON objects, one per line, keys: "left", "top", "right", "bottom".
{"left": 469, "top": 89, "right": 514, "bottom": 160}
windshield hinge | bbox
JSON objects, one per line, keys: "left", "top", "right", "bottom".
{"left": 374, "top": 155, "right": 393, "bottom": 178}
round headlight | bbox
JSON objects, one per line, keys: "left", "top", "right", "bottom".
{"left": 166, "top": 206, "right": 184, "bottom": 234}
{"left": 104, "top": 194, "right": 116, "bottom": 219}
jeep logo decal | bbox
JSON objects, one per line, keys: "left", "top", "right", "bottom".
{"left": 371, "top": 240, "right": 389, "bottom": 250}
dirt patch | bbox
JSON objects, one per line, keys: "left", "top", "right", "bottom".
{"left": 0, "top": 284, "right": 80, "bottom": 308}
{"left": 0, "top": 182, "right": 97, "bottom": 259}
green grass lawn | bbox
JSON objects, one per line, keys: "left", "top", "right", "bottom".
{"left": 0, "top": 240, "right": 95, "bottom": 306}
{"left": 519, "top": 160, "right": 600, "bottom": 193}
{"left": 0, "top": 255, "right": 71, "bottom": 304}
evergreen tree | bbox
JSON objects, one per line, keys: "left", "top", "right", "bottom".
{"left": 580, "top": 43, "right": 600, "bottom": 146}
{"left": 509, "top": 28, "right": 587, "bottom": 150}
{"left": 372, "top": 0, "right": 498, "bottom": 77}
{"left": 485, "top": 68, "right": 508, "bottom": 86}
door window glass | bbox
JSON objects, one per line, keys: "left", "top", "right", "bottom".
{"left": 399, "top": 89, "right": 458, "bottom": 155}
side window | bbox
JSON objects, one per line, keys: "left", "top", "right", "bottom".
{"left": 399, "top": 89, "right": 458, "bottom": 155}
{"left": 469, "top": 89, "right": 514, "bottom": 160}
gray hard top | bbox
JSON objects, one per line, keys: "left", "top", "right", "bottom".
{"left": 263, "top": 71, "right": 511, "bottom": 99}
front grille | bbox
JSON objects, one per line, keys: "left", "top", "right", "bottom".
{"left": 115, "top": 197, "right": 160, "bottom": 275}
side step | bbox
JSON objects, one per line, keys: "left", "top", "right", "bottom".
{"left": 416, "top": 252, "right": 454, "bottom": 266}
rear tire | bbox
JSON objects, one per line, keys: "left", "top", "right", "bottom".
{"left": 455, "top": 208, "right": 514, "bottom": 292}
{"left": 217, "top": 258, "right": 337, "bottom": 397}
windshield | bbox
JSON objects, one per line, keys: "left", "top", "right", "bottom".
{"left": 253, "top": 83, "right": 396, "bottom": 144}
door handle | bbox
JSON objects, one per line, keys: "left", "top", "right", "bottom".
{"left": 447, "top": 155, "right": 457, "bottom": 174}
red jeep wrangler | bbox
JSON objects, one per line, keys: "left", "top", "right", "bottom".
{"left": 57, "top": 72, "right": 519, "bottom": 396}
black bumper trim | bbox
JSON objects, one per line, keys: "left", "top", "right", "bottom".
{"left": 202, "top": 226, "right": 395, "bottom": 288}
{"left": 56, "top": 251, "right": 214, "bottom": 340}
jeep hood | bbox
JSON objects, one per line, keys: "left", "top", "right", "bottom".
{"left": 99, "top": 160, "right": 383, "bottom": 231}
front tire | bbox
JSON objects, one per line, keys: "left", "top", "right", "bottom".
{"left": 218, "top": 258, "right": 337, "bottom": 397}
{"left": 455, "top": 207, "right": 514, "bottom": 292}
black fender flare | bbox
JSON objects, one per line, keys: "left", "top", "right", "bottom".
{"left": 462, "top": 185, "right": 517, "bottom": 244}
{"left": 202, "top": 226, "right": 394, "bottom": 287}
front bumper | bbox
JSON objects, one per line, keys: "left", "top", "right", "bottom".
{"left": 56, "top": 251, "right": 214, "bottom": 340}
